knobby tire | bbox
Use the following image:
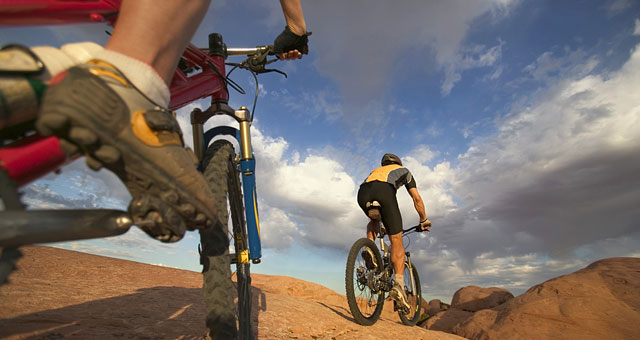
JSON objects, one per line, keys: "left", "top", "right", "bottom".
{"left": 398, "top": 263, "right": 422, "bottom": 326}
{"left": 0, "top": 168, "right": 24, "bottom": 286}
{"left": 345, "top": 238, "right": 385, "bottom": 326}
{"left": 201, "top": 140, "right": 252, "bottom": 339}
{"left": 224, "top": 141, "right": 252, "bottom": 340}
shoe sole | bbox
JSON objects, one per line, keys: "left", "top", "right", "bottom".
{"left": 362, "top": 250, "right": 377, "bottom": 270}
{"left": 37, "top": 67, "right": 213, "bottom": 242}
{"left": 390, "top": 289, "right": 410, "bottom": 311}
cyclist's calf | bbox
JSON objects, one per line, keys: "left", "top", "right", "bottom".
{"left": 389, "top": 233, "right": 405, "bottom": 276}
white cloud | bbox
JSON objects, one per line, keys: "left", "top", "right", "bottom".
{"left": 259, "top": 0, "right": 518, "bottom": 115}
{"left": 399, "top": 158, "right": 457, "bottom": 219}
{"left": 407, "top": 145, "right": 437, "bottom": 164}
{"left": 395, "top": 41, "right": 640, "bottom": 301}
{"left": 606, "top": 0, "right": 633, "bottom": 15}
{"left": 442, "top": 42, "right": 504, "bottom": 96}
{"left": 522, "top": 49, "right": 598, "bottom": 83}
{"left": 436, "top": 41, "right": 639, "bottom": 265}
{"left": 270, "top": 88, "right": 344, "bottom": 123}
{"left": 258, "top": 203, "right": 304, "bottom": 249}
{"left": 251, "top": 128, "right": 364, "bottom": 249}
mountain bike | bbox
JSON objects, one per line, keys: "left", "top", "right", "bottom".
{"left": 345, "top": 203, "right": 425, "bottom": 326}
{"left": 0, "top": 1, "right": 291, "bottom": 339}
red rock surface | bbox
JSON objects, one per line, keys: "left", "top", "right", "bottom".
{"left": 450, "top": 286, "right": 513, "bottom": 312}
{"left": 453, "top": 257, "right": 640, "bottom": 340}
{"left": 425, "top": 308, "right": 473, "bottom": 333}
{"left": 0, "top": 246, "right": 465, "bottom": 340}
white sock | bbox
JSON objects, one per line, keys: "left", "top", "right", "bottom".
{"left": 92, "top": 49, "right": 170, "bottom": 108}
{"left": 31, "top": 42, "right": 103, "bottom": 81}
{"left": 395, "top": 273, "right": 404, "bottom": 286}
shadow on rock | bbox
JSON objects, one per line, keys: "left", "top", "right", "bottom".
{"left": 0, "top": 286, "right": 208, "bottom": 339}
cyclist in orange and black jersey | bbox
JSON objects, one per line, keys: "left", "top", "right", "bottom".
{"left": 357, "top": 153, "right": 431, "bottom": 311}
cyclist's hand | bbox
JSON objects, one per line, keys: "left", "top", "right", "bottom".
{"left": 274, "top": 26, "right": 310, "bottom": 60}
{"left": 278, "top": 50, "right": 303, "bottom": 60}
{"left": 419, "top": 218, "right": 432, "bottom": 232}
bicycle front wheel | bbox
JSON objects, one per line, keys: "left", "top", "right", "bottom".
{"left": 345, "top": 237, "right": 385, "bottom": 326}
{"left": 200, "top": 140, "right": 248, "bottom": 339}
{"left": 398, "top": 262, "right": 422, "bottom": 326}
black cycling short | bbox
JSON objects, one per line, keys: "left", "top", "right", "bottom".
{"left": 357, "top": 181, "right": 402, "bottom": 235}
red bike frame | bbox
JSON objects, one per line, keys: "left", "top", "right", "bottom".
{"left": 0, "top": 0, "right": 229, "bottom": 186}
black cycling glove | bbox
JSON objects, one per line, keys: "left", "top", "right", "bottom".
{"left": 273, "top": 26, "right": 310, "bottom": 56}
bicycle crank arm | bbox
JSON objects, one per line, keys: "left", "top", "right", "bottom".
{"left": 0, "top": 209, "right": 132, "bottom": 247}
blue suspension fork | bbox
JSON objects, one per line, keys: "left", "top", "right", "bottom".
{"left": 237, "top": 114, "right": 262, "bottom": 263}
{"left": 193, "top": 104, "right": 263, "bottom": 264}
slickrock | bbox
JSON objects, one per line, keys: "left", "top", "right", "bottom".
{"left": 450, "top": 286, "right": 513, "bottom": 312}
{"left": 0, "top": 246, "right": 465, "bottom": 340}
{"left": 454, "top": 257, "right": 640, "bottom": 340}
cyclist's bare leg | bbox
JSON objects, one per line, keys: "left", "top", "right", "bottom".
{"left": 36, "top": 0, "right": 218, "bottom": 242}
{"left": 389, "top": 232, "right": 410, "bottom": 309}
{"left": 366, "top": 220, "right": 378, "bottom": 241}
{"left": 106, "top": 0, "right": 211, "bottom": 84}
{"left": 389, "top": 233, "right": 405, "bottom": 278}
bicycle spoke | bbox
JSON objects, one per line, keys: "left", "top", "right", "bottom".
{"left": 398, "top": 263, "right": 422, "bottom": 326}
{"left": 346, "top": 238, "right": 385, "bottom": 325}
{"left": 350, "top": 248, "right": 381, "bottom": 317}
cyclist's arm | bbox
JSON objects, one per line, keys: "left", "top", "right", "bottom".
{"left": 407, "top": 187, "right": 427, "bottom": 222}
{"left": 280, "top": 0, "right": 307, "bottom": 35}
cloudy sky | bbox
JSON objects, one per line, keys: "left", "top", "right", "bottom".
{"left": 3, "top": 0, "right": 640, "bottom": 302}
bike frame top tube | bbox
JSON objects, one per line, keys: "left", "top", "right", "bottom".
{"left": 0, "top": 0, "right": 230, "bottom": 111}
{"left": 0, "top": 0, "right": 122, "bottom": 26}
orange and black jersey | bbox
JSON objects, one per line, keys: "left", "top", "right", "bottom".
{"left": 363, "top": 164, "right": 417, "bottom": 191}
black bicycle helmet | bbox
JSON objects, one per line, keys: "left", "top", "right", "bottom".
{"left": 381, "top": 153, "right": 402, "bottom": 166}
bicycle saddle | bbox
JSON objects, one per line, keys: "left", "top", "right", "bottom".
{"left": 365, "top": 200, "right": 381, "bottom": 221}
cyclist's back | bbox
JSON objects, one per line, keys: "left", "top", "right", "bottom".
{"left": 358, "top": 155, "right": 417, "bottom": 235}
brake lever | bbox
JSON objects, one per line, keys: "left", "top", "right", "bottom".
{"left": 262, "top": 68, "right": 288, "bottom": 78}
{"left": 243, "top": 55, "right": 287, "bottom": 78}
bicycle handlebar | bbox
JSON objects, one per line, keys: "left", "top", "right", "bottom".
{"left": 200, "top": 44, "right": 284, "bottom": 77}
{"left": 227, "top": 45, "right": 274, "bottom": 56}
{"left": 199, "top": 45, "right": 275, "bottom": 57}
{"left": 402, "top": 225, "right": 426, "bottom": 234}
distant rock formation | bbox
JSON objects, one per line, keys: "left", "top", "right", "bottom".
{"left": 425, "top": 308, "right": 473, "bottom": 333}
{"left": 454, "top": 257, "right": 640, "bottom": 340}
{"left": 450, "top": 286, "right": 514, "bottom": 312}
{"left": 422, "top": 257, "right": 640, "bottom": 340}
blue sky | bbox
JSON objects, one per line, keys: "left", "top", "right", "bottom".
{"left": 3, "top": 0, "right": 640, "bottom": 302}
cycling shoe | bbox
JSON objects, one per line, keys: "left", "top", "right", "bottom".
{"left": 361, "top": 247, "right": 377, "bottom": 270}
{"left": 37, "top": 60, "right": 216, "bottom": 242}
{"left": 390, "top": 282, "right": 410, "bottom": 312}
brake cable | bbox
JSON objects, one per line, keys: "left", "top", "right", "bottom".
{"left": 206, "top": 45, "right": 287, "bottom": 122}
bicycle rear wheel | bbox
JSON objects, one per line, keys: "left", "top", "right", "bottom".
{"left": 201, "top": 139, "right": 251, "bottom": 339}
{"left": 398, "top": 262, "right": 422, "bottom": 326}
{"left": 345, "top": 237, "right": 385, "bottom": 326}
